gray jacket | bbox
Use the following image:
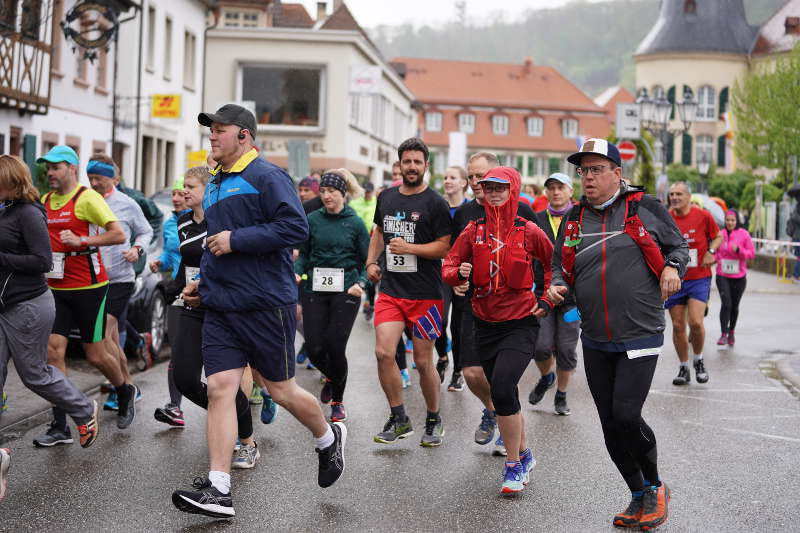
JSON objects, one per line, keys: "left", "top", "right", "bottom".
{"left": 551, "top": 182, "right": 689, "bottom": 347}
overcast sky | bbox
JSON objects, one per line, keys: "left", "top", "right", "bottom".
{"left": 297, "top": 0, "right": 599, "bottom": 28}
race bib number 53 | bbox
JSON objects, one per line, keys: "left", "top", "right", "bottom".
{"left": 386, "top": 245, "right": 417, "bottom": 273}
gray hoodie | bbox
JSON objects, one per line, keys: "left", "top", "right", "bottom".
{"left": 551, "top": 182, "right": 689, "bottom": 348}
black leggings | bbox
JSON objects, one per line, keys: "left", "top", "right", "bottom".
{"left": 171, "top": 306, "right": 252, "bottom": 440}
{"left": 716, "top": 275, "right": 746, "bottom": 333}
{"left": 583, "top": 346, "right": 659, "bottom": 493}
{"left": 301, "top": 291, "right": 360, "bottom": 402}
{"left": 450, "top": 293, "right": 467, "bottom": 372}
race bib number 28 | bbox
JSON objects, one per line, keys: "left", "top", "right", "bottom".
{"left": 313, "top": 267, "right": 344, "bottom": 292}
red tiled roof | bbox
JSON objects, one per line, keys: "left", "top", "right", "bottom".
{"left": 751, "top": 0, "right": 800, "bottom": 55}
{"left": 594, "top": 86, "right": 635, "bottom": 124}
{"left": 276, "top": 3, "right": 314, "bottom": 28}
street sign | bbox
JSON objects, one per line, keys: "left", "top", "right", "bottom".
{"left": 616, "top": 103, "right": 641, "bottom": 140}
{"left": 618, "top": 140, "right": 637, "bottom": 162}
{"left": 151, "top": 94, "right": 181, "bottom": 118}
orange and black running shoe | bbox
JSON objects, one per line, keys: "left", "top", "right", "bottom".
{"left": 612, "top": 495, "right": 643, "bottom": 528}
{"left": 639, "top": 483, "right": 670, "bottom": 531}
{"left": 77, "top": 400, "right": 99, "bottom": 448}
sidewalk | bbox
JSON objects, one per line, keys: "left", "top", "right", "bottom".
{"left": 712, "top": 268, "right": 800, "bottom": 295}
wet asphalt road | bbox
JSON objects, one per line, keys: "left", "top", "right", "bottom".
{"left": 0, "top": 283, "right": 798, "bottom": 532}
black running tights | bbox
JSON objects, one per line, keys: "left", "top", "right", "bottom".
{"left": 480, "top": 349, "right": 532, "bottom": 417}
{"left": 716, "top": 275, "right": 746, "bottom": 333}
{"left": 171, "top": 307, "right": 252, "bottom": 440}
{"left": 583, "top": 346, "right": 659, "bottom": 492}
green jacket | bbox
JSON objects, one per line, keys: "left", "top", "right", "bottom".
{"left": 349, "top": 196, "right": 376, "bottom": 232}
{"left": 295, "top": 205, "right": 370, "bottom": 293}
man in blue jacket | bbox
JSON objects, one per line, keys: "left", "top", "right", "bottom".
{"left": 171, "top": 105, "right": 346, "bottom": 519}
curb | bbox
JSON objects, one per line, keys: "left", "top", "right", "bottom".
{"left": 775, "top": 353, "right": 800, "bottom": 399}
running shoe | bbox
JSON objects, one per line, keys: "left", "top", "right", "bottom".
{"left": 693, "top": 359, "right": 709, "bottom": 384}
{"left": 154, "top": 403, "right": 185, "bottom": 428}
{"left": 528, "top": 372, "right": 555, "bottom": 405}
{"left": 727, "top": 330, "right": 735, "bottom": 346}
{"left": 317, "top": 422, "right": 347, "bottom": 488}
{"left": 0, "top": 392, "right": 7, "bottom": 412}
{"left": 447, "top": 372, "right": 464, "bottom": 392}
{"left": 716, "top": 332, "right": 728, "bottom": 345}
{"left": 500, "top": 461, "right": 525, "bottom": 494}
{"left": 33, "top": 422, "right": 73, "bottom": 447}
{"left": 364, "top": 306, "right": 374, "bottom": 321}
{"left": 672, "top": 365, "right": 690, "bottom": 386}
{"left": 613, "top": 494, "right": 643, "bottom": 528}
{"left": 260, "top": 392, "right": 279, "bottom": 424}
{"left": 400, "top": 368, "right": 411, "bottom": 389}
{"left": 103, "top": 390, "right": 118, "bottom": 411}
{"left": 520, "top": 448, "right": 536, "bottom": 485}
{"left": 420, "top": 416, "right": 444, "bottom": 448}
{"left": 554, "top": 395, "right": 571, "bottom": 416}
{"left": 0, "top": 448, "right": 10, "bottom": 502}
{"left": 374, "top": 414, "right": 414, "bottom": 444}
{"left": 320, "top": 379, "right": 333, "bottom": 405}
{"left": 296, "top": 343, "right": 307, "bottom": 364}
{"left": 330, "top": 402, "right": 347, "bottom": 422}
{"left": 493, "top": 435, "right": 507, "bottom": 457}
{"left": 137, "top": 333, "right": 154, "bottom": 370}
{"left": 249, "top": 385, "right": 263, "bottom": 405}
{"left": 436, "top": 357, "right": 449, "bottom": 384}
{"left": 405, "top": 338, "right": 413, "bottom": 353}
{"left": 100, "top": 382, "right": 114, "bottom": 393}
{"left": 172, "top": 477, "right": 234, "bottom": 518}
{"left": 77, "top": 400, "right": 99, "bottom": 448}
{"left": 638, "top": 483, "right": 670, "bottom": 531}
{"left": 116, "top": 384, "right": 137, "bottom": 430}
{"left": 306, "top": 361, "right": 316, "bottom": 370}
{"left": 474, "top": 408, "right": 496, "bottom": 445}
{"left": 232, "top": 442, "right": 259, "bottom": 469}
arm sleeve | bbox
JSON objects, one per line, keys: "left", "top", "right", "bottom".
{"left": 294, "top": 222, "right": 310, "bottom": 276}
{"left": 640, "top": 197, "right": 690, "bottom": 277}
{"left": 0, "top": 205, "right": 52, "bottom": 273}
{"left": 739, "top": 230, "right": 756, "bottom": 260}
{"left": 158, "top": 217, "right": 179, "bottom": 272}
{"left": 230, "top": 175, "right": 309, "bottom": 254}
{"left": 130, "top": 202, "right": 154, "bottom": 250}
{"left": 442, "top": 222, "right": 475, "bottom": 287}
{"left": 526, "top": 222, "right": 554, "bottom": 306}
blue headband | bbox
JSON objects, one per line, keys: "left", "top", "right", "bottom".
{"left": 86, "top": 160, "right": 116, "bottom": 178}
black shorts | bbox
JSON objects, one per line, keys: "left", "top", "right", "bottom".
{"left": 458, "top": 301, "right": 480, "bottom": 368}
{"left": 51, "top": 284, "right": 108, "bottom": 344}
{"left": 106, "top": 282, "right": 134, "bottom": 320}
{"left": 474, "top": 315, "right": 538, "bottom": 362}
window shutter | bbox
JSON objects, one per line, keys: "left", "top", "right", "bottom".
{"left": 719, "top": 87, "right": 729, "bottom": 116}
{"left": 666, "top": 135, "right": 674, "bottom": 164}
{"left": 516, "top": 156, "right": 524, "bottom": 171}
{"left": 681, "top": 133, "right": 692, "bottom": 165}
{"left": 527, "top": 157, "right": 535, "bottom": 176}
{"left": 667, "top": 85, "right": 676, "bottom": 120}
{"left": 548, "top": 157, "right": 560, "bottom": 174}
{"left": 717, "top": 135, "right": 726, "bottom": 168}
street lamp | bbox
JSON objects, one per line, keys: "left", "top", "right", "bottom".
{"left": 636, "top": 85, "right": 698, "bottom": 178}
{"left": 698, "top": 153, "right": 710, "bottom": 194}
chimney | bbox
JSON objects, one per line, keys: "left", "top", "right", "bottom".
{"left": 786, "top": 16, "right": 800, "bottom": 35}
{"left": 317, "top": 1, "right": 327, "bottom": 22}
{"left": 522, "top": 56, "right": 533, "bottom": 77}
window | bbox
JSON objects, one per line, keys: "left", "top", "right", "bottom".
{"left": 526, "top": 117, "right": 543, "bottom": 137}
{"left": 242, "top": 65, "right": 322, "bottom": 129}
{"left": 21, "top": 0, "right": 42, "bottom": 41}
{"left": 224, "top": 11, "right": 240, "bottom": 27}
{"left": 561, "top": 118, "right": 578, "bottom": 138}
{"left": 96, "top": 49, "right": 107, "bottom": 89}
{"left": 458, "top": 113, "right": 475, "bottom": 134}
{"left": 163, "top": 17, "right": 172, "bottom": 80}
{"left": 183, "top": 31, "right": 196, "bottom": 90}
{"left": 242, "top": 12, "right": 258, "bottom": 27}
{"left": 146, "top": 5, "right": 156, "bottom": 71}
{"left": 652, "top": 85, "right": 665, "bottom": 100}
{"left": 697, "top": 85, "right": 716, "bottom": 120}
{"left": 0, "top": 0, "right": 16, "bottom": 32}
{"left": 695, "top": 134, "right": 713, "bottom": 167}
{"left": 492, "top": 115, "right": 508, "bottom": 135}
{"left": 425, "top": 111, "right": 442, "bottom": 132}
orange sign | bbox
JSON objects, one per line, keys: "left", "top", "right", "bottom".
{"left": 151, "top": 94, "right": 181, "bottom": 118}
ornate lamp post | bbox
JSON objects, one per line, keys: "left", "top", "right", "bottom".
{"left": 636, "top": 86, "right": 698, "bottom": 177}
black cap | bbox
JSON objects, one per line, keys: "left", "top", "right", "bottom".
{"left": 363, "top": 181, "right": 375, "bottom": 192}
{"left": 198, "top": 104, "right": 257, "bottom": 138}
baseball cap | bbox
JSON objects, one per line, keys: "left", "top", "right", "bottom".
{"left": 37, "top": 145, "right": 79, "bottom": 166}
{"left": 477, "top": 169, "right": 511, "bottom": 186}
{"left": 198, "top": 104, "right": 257, "bottom": 137}
{"left": 544, "top": 172, "right": 572, "bottom": 188}
{"left": 567, "top": 138, "right": 621, "bottom": 167}
{"left": 172, "top": 177, "right": 184, "bottom": 191}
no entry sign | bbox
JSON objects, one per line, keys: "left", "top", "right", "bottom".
{"left": 618, "top": 141, "right": 637, "bottom": 162}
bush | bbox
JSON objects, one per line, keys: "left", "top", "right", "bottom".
{"left": 707, "top": 171, "right": 755, "bottom": 209}
{"left": 666, "top": 163, "right": 701, "bottom": 190}
{"left": 740, "top": 181, "right": 783, "bottom": 212}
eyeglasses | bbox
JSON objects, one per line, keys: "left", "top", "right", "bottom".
{"left": 577, "top": 164, "right": 612, "bottom": 176}
{"left": 482, "top": 183, "right": 509, "bottom": 193}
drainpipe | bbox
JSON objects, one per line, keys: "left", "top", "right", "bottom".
{"left": 200, "top": 6, "right": 220, "bottom": 148}
{"left": 133, "top": 1, "right": 145, "bottom": 188}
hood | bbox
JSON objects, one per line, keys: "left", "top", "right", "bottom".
{"left": 320, "top": 204, "right": 357, "bottom": 218}
{"left": 482, "top": 166, "right": 521, "bottom": 238}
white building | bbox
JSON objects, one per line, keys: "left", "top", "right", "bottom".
{"left": 205, "top": 0, "right": 416, "bottom": 185}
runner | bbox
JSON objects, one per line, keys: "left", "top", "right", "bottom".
{"left": 0, "top": 155, "right": 99, "bottom": 449}
{"left": 295, "top": 169, "right": 369, "bottom": 422}
{"left": 666, "top": 181, "right": 722, "bottom": 385}
{"left": 451, "top": 151, "right": 538, "bottom": 455}
{"left": 149, "top": 178, "right": 187, "bottom": 279}
{"left": 299, "top": 176, "right": 323, "bottom": 213}
{"left": 367, "top": 137, "right": 452, "bottom": 447}
{"left": 528, "top": 173, "right": 580, "bottom": 416}
{"left": 549, "top": 138, "right": 687, "bottom": 530}
{"left": 86, "top": 154, "right": 152, "bottom": 411}
{"left": 35, "top": 145, "right": 137, "bottom": 445}
{"left": 714, "top": 209, "right": 754, "bottom": 347}
{"left": 172, "top": 104, "right": 345, "bottom": 519}
{"left": 443, "top": 166, "right": 554, "bottom": 494}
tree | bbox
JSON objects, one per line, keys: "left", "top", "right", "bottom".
{"left": 707, "top": 170, "right": 755, "bottom": 209}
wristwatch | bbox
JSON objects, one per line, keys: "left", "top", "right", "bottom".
{"left": 665, "top": 257, "right": 681, "bottom": 269}
{"left": 708, "top": 247, "right": 716, "bottom": 254}
{"left": 80, "top": 236, "right": 89, "bottom": 247}
{"left": 134, "top": 245, "right": 143, "bottom": 257}
{"left": 358, "top": 280, "right": 368, "bottom": 290}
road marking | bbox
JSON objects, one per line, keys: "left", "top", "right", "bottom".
{"left": 680, "top": 420, "right": 800, "bottom": 444}
{"left": 649, "top": 390, "right": 799, "bottom": 412}
{"left": 717, "top": 414, "right": 800, "bottom": 421}
{"left": 651, "top": 388, "right": 782, "bottom": 393}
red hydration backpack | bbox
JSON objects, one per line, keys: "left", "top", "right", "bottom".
{"left": 471, "top": 216, "right": 534, "bottom": 295}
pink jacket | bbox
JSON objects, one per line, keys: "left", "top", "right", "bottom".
{"left": 715, "top": 228, "right": 754, "bottom": 279}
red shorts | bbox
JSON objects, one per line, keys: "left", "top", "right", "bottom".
{"left": 374, "top": 293, "right": 444, "bottom": 340}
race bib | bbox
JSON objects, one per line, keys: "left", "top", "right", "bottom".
{"left": 46, "top": 252, "right": 65, "bottom": 279}
{"left": 312, "top": 267, "right": 344, "bottom": 292}
{"left": 386, "top": 245, "right": 417, "bottom": 273}
{"left": 721, "top": 259, "right": 740, "bottom": 275}
{"left": 626, "top": 346, "right": 662, "bottom": 359}
{"left": 185, "top": 266, "right": 201, "bottom": 281}
{"left": 687, "top": 248, "right": 698, "bottom": 268}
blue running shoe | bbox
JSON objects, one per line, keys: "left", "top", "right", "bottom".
{"left": 493, "top": 435, "right": 507, "bottom": 457}
{"left": 135, "top": 386, "right": 143, "bottom": 402}
{"left": 260, "top": 392, "right": 279, "bottom": 424}
{"left": 103, "top": 390, "right": 118, "bottom": 411}
{"left": 501, "top": 461, "right": 525, "bottom": 493}
{"left": 405, "top": 339, "right": 413, "bottom": 353}
{"left": 306, "top": 361, "right": 316, "bottom": 370}
{"left": 296, "top": 343, "right": 307, "bottom": 364}
{"left": 520, "top": 448, "right": 536, "bottom": 484}
{"left": 474, "top": 408, "right": 496, "bottom": 445}
{"left": 400, "top": 368, "right": 411, "bottom": 389}
{"left": 446, "top": 337, "right": 452, "bottom": 354}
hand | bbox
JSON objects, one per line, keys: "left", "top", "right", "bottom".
{"left": 149, "top": 259, "right": 161, "bottom": 273}
{"left": 458, "top": 262, "right": 472, "bottom": 279}
{"left": 529, "top": 301, "right": 546, "bottom": 318}
{"left": 388, "top": 237, "right": 411, "bottom": 255}
{"left": 295, "top": 273, "right": 302, "bottom": 285}
{"left": 122, "top": 248, "right": 139, "bottom": 263}
{"left": 207, "top": 231, "right": 233, "bottom": 256}
{"left": 453, "top": 281, "right": 469, "bottom": 296}
{"left": 660, "top": 266, "right": 681, "bottom": 301}
{"left": 367, "top": 263, "right": 382, "bottom": 283}
{"left": 547, "top": 285, "right": 568, "bottom": 305}
{"left": 59, "top": 230, "right": 81, "bottom": 248}
{"left": 182, "top": 280, "right": 201, "bottom": 308}
{"left": 292, "top": 249, "right": 300, "bottom": 261}
{"left": 731, "top": 244, "right": 739, "bottom": 253}
{"left": 347, "top": 283, "right": 363, "bottom": 297}
{"left": 701, "top": 251, "right": 715, "bottom": 268}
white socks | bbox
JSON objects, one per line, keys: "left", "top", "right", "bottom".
{"left": 314, "top": 425, "right": 335, "bottom": 450}
{"left": 693, "top": 354, "right": 703, "bottom": 363}
{"left": 209, "top": 470, "right": 231, "bottom": 495}
{"left": 680, "top": 361, "right": 690, "bottom": 368}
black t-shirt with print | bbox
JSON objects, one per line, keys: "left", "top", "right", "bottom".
{"left": 373, "top": 186, "right": 452, "bottom": 300}
{"left": 175, "top": 210, "right": 207, "bottom": 288}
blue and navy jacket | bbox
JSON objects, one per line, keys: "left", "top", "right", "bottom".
{"left": 158, "top": 209, "right": 189, "bottom": 279}
{"left": 200, "top": 149, "right": 308, "bottom": 311}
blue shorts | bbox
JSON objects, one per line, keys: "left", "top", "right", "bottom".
{"left": 202, "top": 305, "right": 297, "bottom": 382}
{"left": 664, "top": 276, "right": 711, "bottom": 309}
